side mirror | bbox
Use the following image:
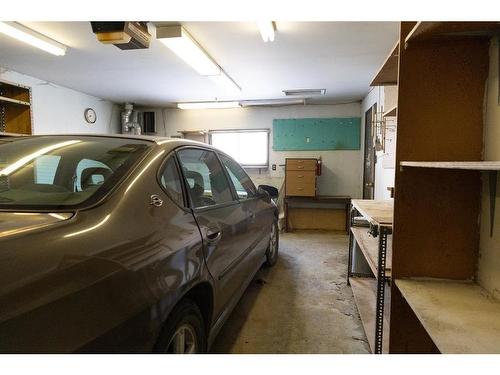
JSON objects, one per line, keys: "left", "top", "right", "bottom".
{"left": 258, "top": 184, "right": 279, "bottom": 199}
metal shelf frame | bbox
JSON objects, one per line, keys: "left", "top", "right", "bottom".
{"left": 347, "top": 204, "right": 392, "bottom": 354}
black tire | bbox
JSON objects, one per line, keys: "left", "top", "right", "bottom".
{"left": 264, "top": 221, "right": 279, "bottom": 267}
{"left": 154, "top": 298, "right": 206, "bottom": 354}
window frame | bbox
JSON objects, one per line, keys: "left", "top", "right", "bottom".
{"left": 217, "top": 151, "right": 258, "bottom": 202}
{"left": 156, "top": 151, "right": 189, "bottom": 209}
{"left": 174, "top": 145, "right": 239, "bottom": 212}
{"left": 208, "top": 129, "right": 270, "bottom": 169}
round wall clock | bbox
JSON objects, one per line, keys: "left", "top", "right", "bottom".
{"left": 84, "top": 108, "right": 97, "bottom": 124}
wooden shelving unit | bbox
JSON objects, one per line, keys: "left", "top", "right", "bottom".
{"left": 383, "top": 106, "right": 397, "bottom": 118}
{"left": 395, "top": 279, "right": 500, "bottom": 353}
{"left": 0, "top": 80, "right": 33, "bottom": 135}
{"left": 386, "top": 22, "right": 498, "bottom": 353}
{"left": 405, "top": 22, "right": 500, "bottom": 46}
{"left": 370, "top": 42, "right": 399, "bottom": 86}
{"left": 347, "top": 199, "right": 393, "bottom": 354}
{"left": 400, "top": 161, "right": 500, "bottom": 170}
{"left": 0, "top": 96, "right": 31, "bottom": 107}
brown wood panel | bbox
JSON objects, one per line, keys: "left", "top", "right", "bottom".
{"left": 4, "top": 106, "right": 32, "bottom": 135}
{"left": 389, "top": 284, "right": 440, "bottom": 353}
{"left": 286, "top": 159, "right": 317, "bottom": 171}
{"left": 393, "top": 169, "right": 480, "bottom": 279}
{"left": 288, "top": 207, "right": 345, "bottom": 231}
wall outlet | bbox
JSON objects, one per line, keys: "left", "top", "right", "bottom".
{"left": 272, "top": 164, "right": 276, "bottom": 170}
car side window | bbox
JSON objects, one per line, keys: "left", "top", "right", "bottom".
{"left": 219, "top": 154, "right": 257, "bottom": 200}
{"left": 177, "top": 148, "right": 234, "bottom": 208}
{"left": 159, "top": 156, "right": 184, "bottom": 207}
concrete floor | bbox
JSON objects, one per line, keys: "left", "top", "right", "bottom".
{"left": 211, "top": 230, "right": 370, "bottom": 353}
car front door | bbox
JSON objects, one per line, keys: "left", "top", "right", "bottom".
{"left": 176, "top": 147, "right": 254, "bottom": 320}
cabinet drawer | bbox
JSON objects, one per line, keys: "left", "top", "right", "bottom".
{"left": 286, "top": 184, "right": 316, "bottom": 197}
{"left": 286, "top": 180, "right": 316, "bottom": 197}
{"left": 286, "top": 171, "right": 316, "bottom": 184}
{"left": 286, "top": 159, "right": 317, "bottom": 171}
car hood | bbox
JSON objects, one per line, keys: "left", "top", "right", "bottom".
{"left": 0, "top": 212, "right": 74, "bottom": 239}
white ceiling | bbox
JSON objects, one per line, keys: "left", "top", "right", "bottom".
{"left": 0, "top": 22, "right": 399, "bottom": 107}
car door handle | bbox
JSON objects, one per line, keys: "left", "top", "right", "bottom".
{"left": 206, "top": 227, "right": 222, "bottom": 244}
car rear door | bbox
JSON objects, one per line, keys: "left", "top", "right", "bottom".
{"left": 176, "top": 147, "right": 254, "bottom": 318}
{"left": 217, "top": 153, "right": 272, "bottom": 268}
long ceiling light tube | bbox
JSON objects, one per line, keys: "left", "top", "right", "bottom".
{"left": 156, "top": 25, "right": 220, "bottom": 76}
{"left": 256, "top": 21, "right": 275, "bottom": 42}
{"left": 177, "top": 101, "right": 241, "bottom": 110}
{"left": 0, "top": 22, "right": 67, "bottom": 56}
{"left": 156, "top": 25, "right": 240, "bottom": 92}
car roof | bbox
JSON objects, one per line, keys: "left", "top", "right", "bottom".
{"left": 2, "top": 133, "right": 220, "bottom": 152}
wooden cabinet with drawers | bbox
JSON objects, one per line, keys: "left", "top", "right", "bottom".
{"left": 285, "top": 158, "right": 318, "bottom": 197}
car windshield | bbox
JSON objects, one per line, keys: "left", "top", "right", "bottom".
{"left": 0, "top": 135, "right": 152, "bottom": 210}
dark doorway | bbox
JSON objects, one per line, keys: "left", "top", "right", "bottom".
{"left": 363, "top": 104, "right": 376, "bottom": 199}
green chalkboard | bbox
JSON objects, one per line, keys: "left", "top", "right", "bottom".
{"left": 273, "top": 117, "right": 361, "bottom": 151}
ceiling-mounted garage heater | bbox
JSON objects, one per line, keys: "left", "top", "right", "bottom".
{"left": 90, "top": 22, "right": 151, "bottom": 50}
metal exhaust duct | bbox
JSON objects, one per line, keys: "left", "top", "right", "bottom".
{"left": 121, "top": 103, "right": 142, "bottom": 135}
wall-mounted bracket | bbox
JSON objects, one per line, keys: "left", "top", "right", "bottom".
{"left": 369, "top": 223, "right": 379, "bottom": 237}
{"left": 489, "top": 170, "right": 497, "bottom": 237}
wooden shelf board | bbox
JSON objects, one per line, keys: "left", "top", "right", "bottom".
{"left": 400, "top": 161, "right": 500, "bottom": 171}
{"left": 0, "top": 96, "right": 30, "bottom": 107}
{"left": 405, "top": 22, "right": 500, "bottom": 45}
{"left": 349, "top": 277, "right": 390, "bottom": 353}
{"left": 396, "top": 278, "right": 500, "bottom": 353}
{"left": 370, "top": 41, "right": 399, "bottom": 86}
{"left": 383, "top": 106, "right": 397, "bottom": 117}
{"left": 351, "top": 227, "right": 392, "bottom": 278}
{"left": 351, "top": 199, "right": 393, "bottom": 227}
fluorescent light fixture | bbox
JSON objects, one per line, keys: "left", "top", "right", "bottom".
{"left": 0, "top": 22, "right": 67, "bottom": 56}
{"left": 178, "top": 102, "right": 241, "bottom": 110}
{"left": 208, "top": 72, "right": 241, "bottom": 92}
{"left": 283, "top": 89, "right": 327, "bottom": 97}
{"left": 156, "top": 25, "right": 220, "bottom": 76}
{"left": 241, "top": 98, "right": 305, "bottom": 107}
{"left": 256, "top": 21, "right": 275, "bottom": 42}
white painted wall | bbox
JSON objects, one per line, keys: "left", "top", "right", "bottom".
{"left": 156, "top": 103, "right": 363, "bottom": 197}
{"left": 0, "top": 68, "right": 120, "bottom": 134}
{"left": 361, "top": 86, "right": 395, "bottom": 200}
{"left": 478, "top": 37, "right": 500, "bottom": 299}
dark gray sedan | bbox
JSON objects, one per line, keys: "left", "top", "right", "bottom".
{"left": 0, "top": 134, "right": 279, "bottom": 353}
